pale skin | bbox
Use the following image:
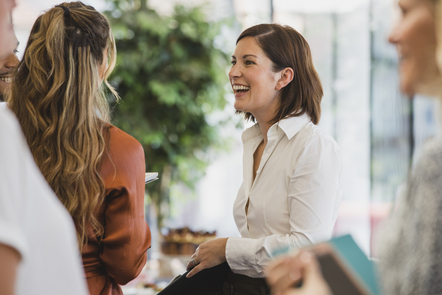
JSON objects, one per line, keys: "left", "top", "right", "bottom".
{"left": 265, "top": 251, "right": 332, "bottom": 295}
{"left": 0, "top": 0, "right": 16, "bottom": 60}
{"left": 0, "top": 43, "right": 19, "bottom": 101}
{"left": 0, "top": 244, "right": 20, "bottom": 295}
{"left": 186, "top": 36, "right": 294, "bottom": 278}
{"left": 388, "top": 0, "right": 439, "bottom": 96}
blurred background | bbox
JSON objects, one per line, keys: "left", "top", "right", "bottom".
{"left": 12, "top": 0, "right": 441, "bottom": 293}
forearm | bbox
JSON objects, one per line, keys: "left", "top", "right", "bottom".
{"left": 0, "top": 243, "right": 20, "bottom": 295}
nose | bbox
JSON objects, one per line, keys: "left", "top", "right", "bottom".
{"left": 228, "top": 63, "right": 242, "bottom": 80}
{"left": 4, "top": 52, "right": 19, "bottom": 68}
{"left": 388, "top": 22, "right": 400, "bottom": 45}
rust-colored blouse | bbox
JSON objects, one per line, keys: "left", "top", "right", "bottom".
{"left": 82, "top": 126, "right": 151, "bottom": 295}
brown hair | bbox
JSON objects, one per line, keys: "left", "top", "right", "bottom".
{"left": 236, "top": 24, "right": 323, "bottom": 125}
{"left": 7, "top": 1, "right": 119, "bottom": 250}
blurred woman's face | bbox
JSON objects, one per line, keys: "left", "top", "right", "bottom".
{"left": 0, "top": 49, "right": 19, "bottom": 101}
{"left": 229, "top": 36, "right": 280, "bottom": 120}
{"left": 0, "top": 0, "right": 17, "bottom": 59}
{"left": 389, "top": 0, "right": 440, "bottom": 96}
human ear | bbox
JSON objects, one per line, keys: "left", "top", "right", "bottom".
{"left": 276, "top": 67, "right": 294, "bottom": 90}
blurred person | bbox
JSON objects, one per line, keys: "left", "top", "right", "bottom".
{"left": 265, "top": 0, "right": 442, "bottom": 294}
{"left": 0, "top": 2, "right": 18, "bottom": 108}
{"left": 0, "top": 0, "right": 15, "bottom": 56}
{"left": 0, "top": 45, "right": 19, "bottom": 102}
{"left": 7, "top": 2, "right": 151, "bottom": 295}
{"left": 186, "top": 23, "right": 343, "bottom": 295}
{"left": 0, "top": 0, "right": 89, "bottom": 295}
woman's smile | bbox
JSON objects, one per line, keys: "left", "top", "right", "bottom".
{"left": 232, "top": 84, "right": 251, "bottom": 98}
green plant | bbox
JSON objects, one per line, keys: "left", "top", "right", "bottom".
{"left": 104, "top": 0, "right": 231, "bottom": 227}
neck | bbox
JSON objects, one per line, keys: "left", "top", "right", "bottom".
{"left": 252, "top": 99, "right": 280, "bottom": 143}
{"left": 255, "top": 116, "right": 274, "bottom": 144}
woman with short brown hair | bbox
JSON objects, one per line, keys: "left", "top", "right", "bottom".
{"left": 185, "top": 23, "right": 343, "bottom": 295}
{"left": 234, "top": 24, "right": 323, "bottom": 126}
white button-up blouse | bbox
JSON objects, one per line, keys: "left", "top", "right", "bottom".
{"left": 225, "top": 114, "right": 343, "bottom": 278}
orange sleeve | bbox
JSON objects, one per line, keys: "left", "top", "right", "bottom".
{"left": 98, "top": 127, "right": 151, "bottom": 285}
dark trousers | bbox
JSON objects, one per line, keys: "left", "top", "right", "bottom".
{"left": 222, "top": 271, "right": 270, "bottom": 295}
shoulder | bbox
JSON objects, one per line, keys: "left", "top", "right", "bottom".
{"left": 108, "top": 125, "right": 142, "bottom": 147}
{"left": 295, "top": 122, "right": 340, "bottom": 154}
{"left": 412, "top": 136, "right": 442, "bottom": 180}
{"left": 107, "top": 125, "right": 144, "bottom": 157}
{"left": 103, "top": 125, "right": 145, "bottom": 174}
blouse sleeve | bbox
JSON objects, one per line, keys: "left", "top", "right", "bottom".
{"left": 226, "top": 134, "right": 343, "bottom": 277}
{"left": 98, "top": 128, "right": 151, "bottom": 285}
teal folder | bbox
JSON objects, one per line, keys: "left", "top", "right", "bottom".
{"left": 329, "top": 235, "right": 380, "bottom": 295}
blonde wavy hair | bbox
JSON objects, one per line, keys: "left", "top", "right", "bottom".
{"left": 7, "top": 1, "right": 119, "bottom": 250}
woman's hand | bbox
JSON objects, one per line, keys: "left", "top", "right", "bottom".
{"left": 265, "top": 251, "right": 332, "bottom": 295}
{"left": 185, "top": 237, "right": 228, "bottom": 278}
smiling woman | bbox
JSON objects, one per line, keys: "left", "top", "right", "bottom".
{"left": 185, "top": 23, "right": 343, "bottom": 295}
{"left": 230, "top": 25, "right": 322, "bottom": 125}
{"left": 0, "top": 0, "right": 18, "bottom": 104}
{"left": 265, "top": 0, "right": 442, "bottom": 294}
{"left": 388, "top": 0, "right": 440, "bottom": 96}
{"left": 0, "top": 44, "right": 19, "bottom": 102}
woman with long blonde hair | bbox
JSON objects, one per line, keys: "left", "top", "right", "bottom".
{"left": 7, "top": 2, "right": 151, "bottom": 295}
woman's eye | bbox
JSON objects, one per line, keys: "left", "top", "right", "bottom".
{"left": 231, "top": 60, "right": 236, "bottom": 65}
{"left": 245, "top": 60, "right": 254, "bottom": 65}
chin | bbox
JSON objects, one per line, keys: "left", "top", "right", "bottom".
{"left": 233, "top": 102, "right": 245, "bottom": 112}
{"left": 399, "top": 81, "right": 415, "bottom": 97}
{"left": 415, "top": 80, "right": 442, "bottom": 97}
{"left": 399, "top": 69, "right": 420, "bottom": 97}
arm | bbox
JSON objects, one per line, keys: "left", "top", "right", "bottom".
{"left": 227, "top": 135, "right": 343, "bottom": 276}
{"left": 98, "top": 129, "right": 151, "bottom": 285}
{"left": 0, "top": 243, "right": 20, "bottom": 295}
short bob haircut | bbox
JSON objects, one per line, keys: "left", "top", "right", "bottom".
{"left": 236, "top": 24, "right": 323, "bottom": 125}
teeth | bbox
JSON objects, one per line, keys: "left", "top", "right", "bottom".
{"left": 232, "top": 85, "right": 250, "bottom": 91}
{"left": 0, "top": 77, "right": 11, "bottom": 83}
